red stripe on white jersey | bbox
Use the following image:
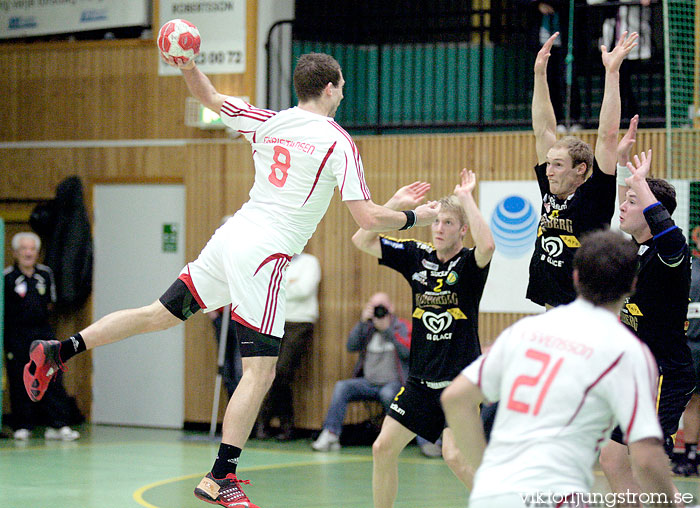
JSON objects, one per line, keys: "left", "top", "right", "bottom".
{"left": 228, "top": 104, "right": 275, "bottom": 120}
{"left": 220, "top": 104, "right": 275, "bottom": 123}
{"left": 221, "top": 100, "right": 275, "bottom": 119}
{"left": 231, "top": 305, "right": 260, "bottom": 332}
{"left": 564, "top": 352, "right": 624, "bottom": 427}
{"left": 262, "top": 258, "right": 286, "bottom": 334}
{"left": 253, "top": 253, "right": 291, "bottom": 335}
{"left": 178, "top": 266, "right": 207, "bottom": 310}
{"left": 625, "top": 380, "right": 639, "bottom": 441}
{"left": 339, "top": 152, "right": 349, "bottom": 197}
{"left": 303, "top": 142, "right": 336, "bottom": 206}
{"left": 328, "top": 120, "right": 370, "bottom": 199}
{"left": 222, "top": 109, "right": 273, "bottom": 124}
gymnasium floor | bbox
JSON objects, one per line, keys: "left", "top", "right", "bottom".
{"left": 1, "top": 424, "right": 699, "bottom": 508}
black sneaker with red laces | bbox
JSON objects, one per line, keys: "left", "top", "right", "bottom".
{"left": 23, "top": 340, "right": 65, "bottom": 402}
{"left": 194, "top": 472, "right": 261, "bottom": 508}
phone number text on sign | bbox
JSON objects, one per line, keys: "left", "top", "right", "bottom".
{"left": 194, "top": 50, "right": 243, "bottom": 66}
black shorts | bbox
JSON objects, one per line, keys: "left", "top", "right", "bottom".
{"left": 611, "top": 363, "right": 695, "bottom": 457}
{"left": 387, "top": 376, "right": 448, "bottom": 443}
{"left": 235, "top": 320, "right": 281, "bottom": 357}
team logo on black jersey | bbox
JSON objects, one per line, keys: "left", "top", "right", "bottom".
{"left": 422, "top": 311, "right": 453, "bottom": 333}
{"left": 542, "top": 236, "right": 563, "bottom": 257}
{"left": 446, "top": 271, "right": 458, "bottom": 285}
{"left": 540, "top": 236, "right": 564, "bottom": 268}
{"left": 412, "top": 270, "right": 428, "bottom": 285}
{"left": 546, "top": 194, "right": 573, "bottom": 211}
{"left": 422, "top": 259, "right": 439, "bottom": 271}
{"left": 381, "top": 238, "right": 405, "bottom": 249}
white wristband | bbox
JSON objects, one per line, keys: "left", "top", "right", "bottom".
{"left": 616, "top": 163, "right": 632, "bottom": 186}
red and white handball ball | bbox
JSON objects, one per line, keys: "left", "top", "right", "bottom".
{"left": 157, "top": 19, "right": 201, "bottom": 64}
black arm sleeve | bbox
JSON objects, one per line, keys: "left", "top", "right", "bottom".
{"left": 644, "top": 202, "right": 687, "bottom": 263}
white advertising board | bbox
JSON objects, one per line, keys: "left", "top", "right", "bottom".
{"left": 0, "top": 0, "right": 149, "bottom": 39}
{"left": 479, "top": 181, "right": 545, "bottom": 314}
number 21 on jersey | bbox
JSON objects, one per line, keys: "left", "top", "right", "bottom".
{"left": 268, "top": 145, "right": 291, "bottom": 188}
{"left": 507, "top": 348, "right": 563, "bottom": 416}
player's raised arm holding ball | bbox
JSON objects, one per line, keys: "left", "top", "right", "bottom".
{"left": 160, "top": 26, "right": 439, "bottom": 232}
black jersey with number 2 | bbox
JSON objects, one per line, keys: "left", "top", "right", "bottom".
{"left": 379, "top": 236, "right": 490, "bottom": 382}
{"left": 527, "top": 159, "right": 616, "bottom": 307}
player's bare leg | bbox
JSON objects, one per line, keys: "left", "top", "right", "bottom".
{"left": 372, "top": 416, "right": 417, "bottom": 508}
{"left": 24, "top": 300, "right": 182, "bottom": 401}
{"left": 599, "top": 440, "right": 642, "bottom": 507}
{"left": 81, "top": 300, "right": 182, "bottom": 349}
{"left": 193, "top": 355, "right": 277, "bottom": 508}
{"left": 683, "top": 394, "right": 700, "bottom": 447}
{"left": 442, "top": 428, "right": 475, "bottom": 490}
{"left": 221, "top": 356, "right": 278, "bottom": 447}
{"left": 675, "top": 394, "right": 700, "bottom": 475}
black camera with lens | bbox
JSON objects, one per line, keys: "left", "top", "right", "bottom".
{"left": 373, "top": 305, "right": 389, "bottom": 318}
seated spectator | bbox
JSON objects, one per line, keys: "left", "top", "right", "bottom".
{"left": 312, "top": 293, "right": 441, "bottom": 456}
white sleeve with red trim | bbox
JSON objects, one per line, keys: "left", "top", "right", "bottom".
{"left": 327, "top": 120, "right": 371, "bottom": 201}
{"left": 219, "top": 97, "right": 277, "bottom": 142}
{"left": 605, "top": 343, "right": 663, "bottom": 444}
{"left": 461, "top": 325, "right": 514, "bottom": 403}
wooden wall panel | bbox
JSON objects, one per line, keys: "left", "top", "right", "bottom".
{"left": 0, "top": 0, "right": 258, "bottom": 142}
{"left": 0, "top": 127, "right": 685, "bottom": 429}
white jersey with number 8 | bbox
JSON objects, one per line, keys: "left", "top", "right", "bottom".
{"left": 220, "top": 97, "right": 370, "bottom": 255}
{"left": 180, "top": 97, "right": 370, "bottom": 337}
{"left": 462, "top": 299, "right": 662, "bottom": 501}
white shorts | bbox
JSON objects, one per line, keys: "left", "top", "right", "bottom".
{"left": 179, "top": 216, "right": 291, "bottom": 338}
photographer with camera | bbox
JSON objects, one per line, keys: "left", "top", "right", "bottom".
{"left": 312, "top": 292, "right": 411, "bottom": 452}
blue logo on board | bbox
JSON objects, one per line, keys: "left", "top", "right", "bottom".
{"left": 80, "top": 10, "right": 108, "bottom": 22}
{"left": 8, "top": 17, "right": 37, "bottom": 30}
{"left": 490, "top": 195, "right": 538, "bottom": 258}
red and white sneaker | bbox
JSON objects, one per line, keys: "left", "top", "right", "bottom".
{"left": 23, "top": 340, "right": 65, "bottom": 402}
{"left": 194, "top": 473, "right": 261, "bottom": 507}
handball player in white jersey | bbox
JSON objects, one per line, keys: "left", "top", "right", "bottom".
{"left": 22, "top": 52, "right": 439, "bottom": 508}
{"left": 442, "top": 230, "right": 683, "bottom": 508}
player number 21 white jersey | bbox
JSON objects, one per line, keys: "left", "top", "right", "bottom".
{"left": 462, "top": 298, "right": 662, "bottom": 500}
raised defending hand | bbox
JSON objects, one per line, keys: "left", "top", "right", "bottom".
{"left": 414, "top": 201, "right": 440, "bottom": 227}
{"left": 390, "top": 181, "right": 431, "bottom": 210}
{"left": 601, "top": 31, "right": 639, "bottom": 73}
{"left": 625, "top": 149, "right": 652, "bottom": 188}
{"left": 534, "top": 32, "right": 559, "bottom": 75}
{"left": 160, "top": 52, "right": 196, "bottom": 71}
{"left": 617, "top": 114, "right": 639, "bottom": 167}
{"left": 454, "top": 168, "right": 477, "bottom": 199}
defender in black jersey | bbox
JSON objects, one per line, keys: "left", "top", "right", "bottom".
{"left": 527, "top": 31, "right": 638, "bottom": 307}
{"left": 599, "top": 149, "right": 695, "bottom": 497}
{"left": 352, "top": 171, "right": 494, "bottom": 507}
